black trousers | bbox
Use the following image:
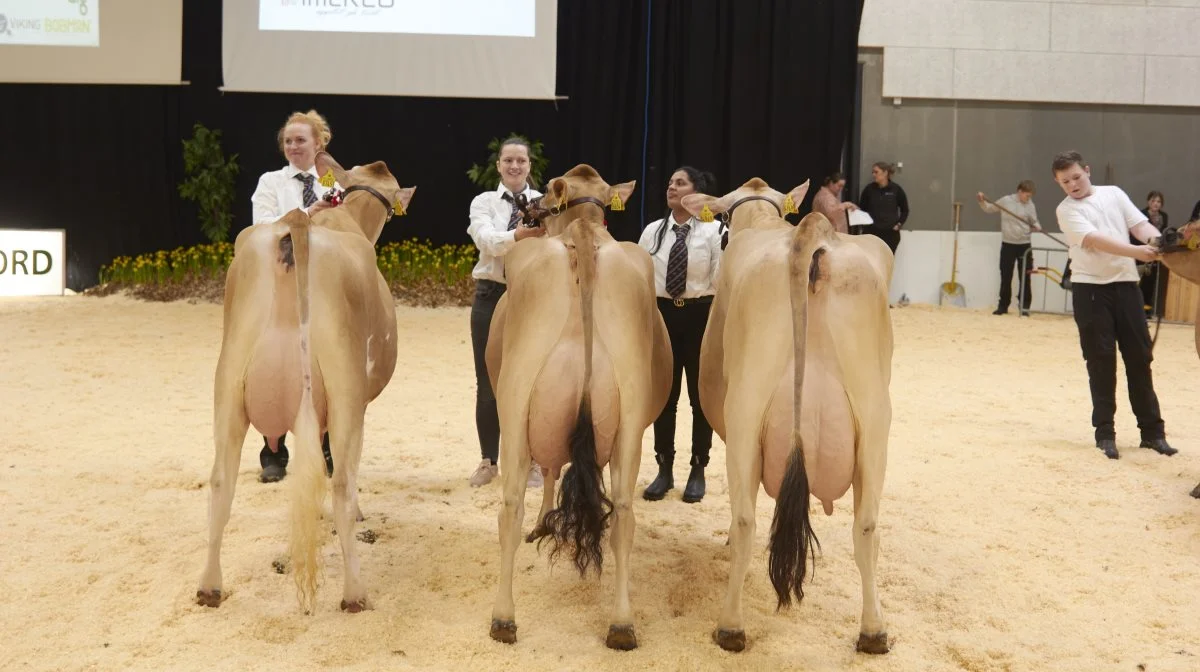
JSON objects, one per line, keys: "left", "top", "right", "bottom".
{"left": 866, "top": 225, "right": 900, "bottom": 254}
{"left": 653, "top": 296, "right": 714, "bottom": 468}
{"left": 470, "top": 279, "right": 506, "bottom": 464}
{"left": 1071, "top": 282, "right": 1165, "bottom": 442}
{"left": 998, "top": 242, "right": 1033, "bottom": 312}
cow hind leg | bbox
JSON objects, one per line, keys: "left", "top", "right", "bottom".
{"left": 852, "top": 442, "right": 889, "bottom": 654}
{"left": 525, "top": 469, "right": 557, "bottom": 544}
{"left": 328, "top": 405, "right": 368, "bottom": 612}
{"left": 714, "top": 429, "right": 763, "bottom": 652}
{"left": 197, "top": 377, "right": 250, "bottom": 608}
{"left": 604, "top": 426, "right": 642, "bottom": 651}
{"left": 490, "top": 429, "right": 532, "bottom": 644}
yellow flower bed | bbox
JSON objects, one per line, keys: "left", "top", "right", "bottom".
{"left": 95, "top": 239, "right": 479, "bottom": 307}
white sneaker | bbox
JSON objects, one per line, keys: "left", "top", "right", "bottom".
{"left": 527, "top": 461, "right": 544, "bottom": 488}
{"left": 469, "top": 459, "right": 498, "bottom": 487}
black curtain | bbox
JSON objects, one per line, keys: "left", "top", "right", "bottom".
{"left": 0, "top": 0, "right": 864, "bottom": 290}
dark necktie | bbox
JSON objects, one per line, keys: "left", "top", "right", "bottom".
{"left": 295, "top": 172, "right": 317, "bottom": 208}
{"left": 501, "top": 191, "right": 521, "bottom": 231}
{"left": 665, "top": 222, "right": 690, "bottom": 299}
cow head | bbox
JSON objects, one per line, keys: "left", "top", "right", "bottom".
{"left": 680, "top": 177, "right": 810, "bottom": 240}
{"left": 526, "top": 164, "right": 636, "bottom": 237}
{"left": 1159, "top": 220, "right": 1200, "bottom": 285}
{"left": 314, "top": 151, "right": 416, "bottom": 245}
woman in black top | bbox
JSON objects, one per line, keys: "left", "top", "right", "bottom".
{"left": 1134, "top": 190, "right": 1169, "bottom": 316}
{"left": 858, "top": 161, "right": 909, "bottom": 254}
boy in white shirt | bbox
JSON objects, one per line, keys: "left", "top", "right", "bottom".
{"left": 1053, "top": 151, "right": 1177, "bottom": 460}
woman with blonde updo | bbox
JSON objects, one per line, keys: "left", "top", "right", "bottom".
{"left": 249, "top": 108, "right": 342, "bottom": 483}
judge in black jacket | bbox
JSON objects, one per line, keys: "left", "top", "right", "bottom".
{"left": 858, "top": 161, "right": 910, "bottom": 254}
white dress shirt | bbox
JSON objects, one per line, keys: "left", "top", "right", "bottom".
{"left": 1056, "top": 185, "right": 1147, "bottom": 285}
{"left": 468, "top": 182, "right": 543, "bottom": 283}
{"left": 638, "top": 213, "right": 723, "bottom": 299}
{"left": 250, "top": 163, "right": 340, "bottom": 226}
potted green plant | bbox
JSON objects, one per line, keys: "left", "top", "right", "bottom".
{"left": 178, "top": 122, "right": 240, "bottom": 244}
{"left": 466, "top": 132, "right": 549, "bottom": 190}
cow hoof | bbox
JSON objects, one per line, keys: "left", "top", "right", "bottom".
{"left": 714, "top": 628, "right": 746, "bottom": 652}
{"left": 196, "top": 590, "right": 222, "bottom": 608}
{"left": 1191, "top": 482, "right": 1200, "bottom": 499}
{"left": 605, "top": 624, "right": 638, "bottom": 650}
{"left": 524, "top": 525, "right": 551, "bottom": 544}
{"left": 340, "top": 599, "right": 367, "bottom": 613}
{"left": 856, "top": 632, "right": 890, "bottom": 654}
{"left": 489, "top": 619, "right": 517, "bottom": 644}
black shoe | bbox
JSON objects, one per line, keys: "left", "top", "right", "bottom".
{"left": 1097, "top": 439, "right": 1119, "bottom": 460}
{"left": 642, "top": 455, "right": 674, "bottom": 501}
{"left": 260, "top": 436, "right": 290, "bottom": 482}
{"left": 993, "top": 308, "right": 1007, "bottom": 315}
{"left": 1140, "top": 438, "right": 1178, "bottom": 456}
{"left": 682, "top": 464, "right": 706, "bottom": 503}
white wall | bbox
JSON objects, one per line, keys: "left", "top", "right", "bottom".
{"left": 859, "top": 0, "right": 1200, "bottom": 106}
{"left": 888, "top": 230, "right": 1075, "bottom": 314}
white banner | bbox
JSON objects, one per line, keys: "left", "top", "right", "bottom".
{"left": 0, "top": 0, "right": 99, "bottom": 47}
{"left": 0, "top": 229, "right": 66, "bottom": 297}
{"left": 259, "top": 0, "right": 534, "bottom": 38}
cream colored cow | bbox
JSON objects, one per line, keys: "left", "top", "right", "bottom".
{"left": 484, "top": 164, "right": 672, "bottom": 650}
{"left": 197, "top": 152, "right": 415, "bottom": 615}
{"left": 680, "top": 178, "right": 895, "bottom": 654}
{"left": 1156, "top": 220, "right": 1200, "bottom": 498}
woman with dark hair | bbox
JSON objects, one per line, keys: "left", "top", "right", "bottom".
{"left": 858, "top": 161, "right": 909, "bottom": 253}
{"left": 1135, "top": 190, "right": 1169, "bottom": 316}
{"left": 465, "top": 136, "right": 547, "bottom": 488}
{"left": 637, "top": 166, "right": 722, "bottom": 503}
{"left": 811, "top": 171, "right": 858, "bottom": 234}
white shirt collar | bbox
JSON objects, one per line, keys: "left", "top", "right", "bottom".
{"left": 284, "top": 163, "right": 320, "bottom": 180}
{"left": 495, "top": 181, "right": 534, "bottom": 200}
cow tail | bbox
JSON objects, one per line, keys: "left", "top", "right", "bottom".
{"left": 767, "top": 226, "right": 823, "bottom": 611}
{"left": 538, "top": 219, "right": 613, "bottom": 578}
{"left": 284, "top": 213, "right": 326, "bottom": 614}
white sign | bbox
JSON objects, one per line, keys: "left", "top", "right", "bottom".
{"left": 0, "top": 0, "right": 99, "bottom": 47}
{"left": 259, "top": 0, "right": 535, "bottom": 38}
{"left": 0, "top": 229, "right": 66, "bottom": 297}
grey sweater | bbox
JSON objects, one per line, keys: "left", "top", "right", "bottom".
{"left": 980, "top": 194, "right": 1040, "bottom": 244}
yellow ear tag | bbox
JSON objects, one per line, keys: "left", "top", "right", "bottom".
{"left": 318, "top": 169, "right": 336, "bottom": 188}
{"left": 392, "top": 199, "right": 407, "bottom": 217}
{"left": 699, "top": 204, "right": 715, "bottom": 223}
{"left": 609, "top": 193, "right": 625, "bottom": 211}
{"left": 783, "top": 194, "right": 799, "bottom": 215}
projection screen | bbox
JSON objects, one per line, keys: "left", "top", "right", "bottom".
{"left": 0, "top": 0, "right": 183, "bottom": 85}
{"left": 222, "top": 0, "right": 558, "bottom": 99}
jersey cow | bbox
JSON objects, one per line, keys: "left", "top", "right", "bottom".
{"left": 484, "top": 164, "right": 672, "bottom": 650}
{"left": 197, "top": 151, "right": 416, "bottom": 615}
{"left": 680, "top": 178, "right": 895, "bottom": 654}
{"left": 1156, "top": 220, "right": 1200, "bottom": 498}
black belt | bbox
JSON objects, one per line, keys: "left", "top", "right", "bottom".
{"left": 658, "top": 295, "right": 713, "bottom": 308}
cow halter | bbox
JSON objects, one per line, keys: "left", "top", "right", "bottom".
{"left": 547, "top": 195, "right": 609, "bottom": 217}
{"left": 343, "top": 184, "right": 401, "bottom": 222}
{"left": 720, "top": 195, "right": 783, "bottom": 224}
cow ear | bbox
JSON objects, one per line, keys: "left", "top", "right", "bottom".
{"left": 682, "top": 193, "right": 727, "bottom": 223}
{"left": 783, "top": 180, "right": 811, "bottom": 215}
{"left": 607, "top": 180, "right": 636, "bottom": 212}
{"left": 315, "top": 151, "right": 349, "bottom": 188}
{"left": 547, "top": 177, "right": 570, "bottom": 210}
{"left": 393, "top": 186, "right": 416, "bottom": 216}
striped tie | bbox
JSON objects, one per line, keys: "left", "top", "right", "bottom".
{"left": 502, "top": 192, "right": 521, "bottom": 231}
{"left": 665, "top": 222, "right": 690, "bottom": 299}
{"left": 295, "top": 172, "right": 317, "bottom": 208}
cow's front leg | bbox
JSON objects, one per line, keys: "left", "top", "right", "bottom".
{"left": 329, "top": 406, "right": 368, "bottom": 612}
{"left": 714, "top": 428, "right": 762, "bottom": 652}
{"left": 605, "top": 427, "right": 641, "bottom": 651}
{"left": 490, "top": 430, "right": 530, "bottom": 644}
{"left": 852, "top": 423, "right": 889, "bottom": 654}
{"left": 197, "top": 374, "right": 249, "bottom": 608}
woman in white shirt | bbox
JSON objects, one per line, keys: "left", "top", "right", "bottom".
{"left": 248, "top": 108, "right": 339, "bottom": 484}
{"left": 465, "top": 137, "right": 547, "bottom": 488}
{"left": 637, "top": 166, "right": 722, "bottom": 504}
